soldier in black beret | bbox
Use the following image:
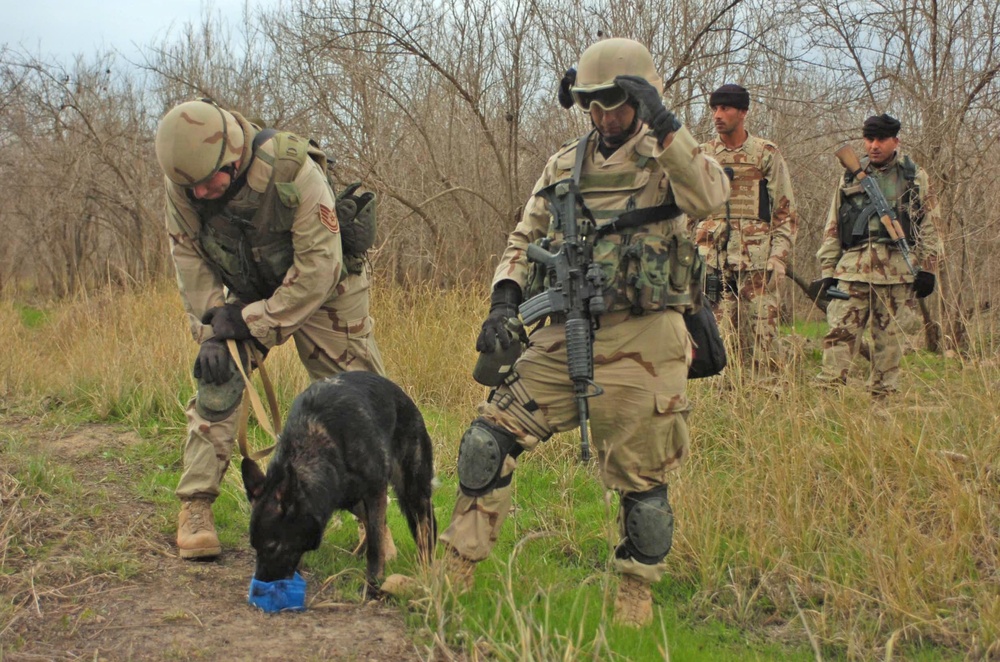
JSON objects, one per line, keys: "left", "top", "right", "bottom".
{"left": 815, "top": 113, "right": 943, "bottom": 397}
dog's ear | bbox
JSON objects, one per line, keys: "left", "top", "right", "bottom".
{"left": 272, "top": 464, "right": 300, "bottom": 516}
{"left": 241, "top": 459, "right": 267, "bottom": 503}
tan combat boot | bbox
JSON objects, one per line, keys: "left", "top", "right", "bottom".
{"left": 381, "top": 549, "right": 476, "bottom": 600}
{"left": 614, "top": 575, "right": 653, "bottom": 627}
{"left": 177, "top": 498, "right": 221, "bottom": 560}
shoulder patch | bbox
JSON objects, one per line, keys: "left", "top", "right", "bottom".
{"left": 319, "top": 204, "right": 339, "bottom": 233}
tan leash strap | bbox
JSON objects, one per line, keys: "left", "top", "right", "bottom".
{"left": 228, "top": 339, "right": 280, "bottom": 461}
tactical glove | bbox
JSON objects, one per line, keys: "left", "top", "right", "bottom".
{"left": 613, "top": 75, "right": 682, "bottom": 143}
{"left": 913, "top": 270, "right": 935, "bottom": 299}
{"left": 558, "top": 67, "right": 577, "bottom": 109}
{"left": 336, "top": 182, "right": 375, "bottom": 225}
{"left": 193, "top": 339, "right": 232, "bottom": 385}
{"left": 476, "top": 280, "right": 523, "bottom": 354}
{"left": 202, "top": 303, "right": 252, "bottom": 341}
{"left": 810, "top": 277, "right": 838, "bottom": 300}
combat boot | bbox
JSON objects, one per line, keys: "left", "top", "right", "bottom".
{"left": 177, "top": 498, "right": 221, "bottom": 560}
{"left": 613, "top": 575, "right": 653, "bottom": 627}
{"left": 442, "top": 549, "right": 476, "bottom": 594}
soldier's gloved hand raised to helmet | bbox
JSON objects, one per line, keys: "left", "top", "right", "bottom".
{"left": 202, "top": 303, "right": 252, "bottom": 341}
{"left": 476, "top": 280, "right": 522, "bottom": 354}
{"left": 613, "top": 75, "right": 682, "bottom": 145}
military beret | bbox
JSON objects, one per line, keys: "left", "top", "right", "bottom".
{"left": 862, "top": 113, "right": 901, "bottom": 139}
{"left": 709, "top": 84, "right": 750, "bottom": 110}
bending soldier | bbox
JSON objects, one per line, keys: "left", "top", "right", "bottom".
{"left": 154, "top": 99, "right": 385, "bottom": 560}
{"left": 695, "top": 84, "right": 798, "bottom": 374}
{"left": 437, "top": 39, "right": 729, "bottom": 627}
{"left": 815, "top": 114, "right": 943, "bottom": 396}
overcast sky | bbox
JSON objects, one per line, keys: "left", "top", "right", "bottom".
{"left": 2, "top": 0, "right": 277, "bottom": 64}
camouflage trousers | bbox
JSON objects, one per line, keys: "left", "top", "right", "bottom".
{"left": 175, "top": 285, "right": 386, "bottom": 500}
{"left": 712, "top": 268, "right": 781, "bottom": 370}
{"left": 439, "top": 310, "right": 692, "bottom": 583}
{"left": 818, "top": 280, "right": 916, "bottom": 394}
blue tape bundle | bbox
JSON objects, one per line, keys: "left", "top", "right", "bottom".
{"left": 248, "top": 572, "right": 307, "bottom": 613}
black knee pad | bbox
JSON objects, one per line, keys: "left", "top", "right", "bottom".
{"left": 456, "top": 418, "right": 522, "bottom": 497}
{"left": 615, "top": 485, "right": 674, "bottom": 565}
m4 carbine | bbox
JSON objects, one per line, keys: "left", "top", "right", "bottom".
{"left": 519, "top": 179, "right": 606, "bottom": 463}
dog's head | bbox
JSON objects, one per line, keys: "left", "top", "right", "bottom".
{"left": 242, "top": 458, "right": 326, "bottom": 582}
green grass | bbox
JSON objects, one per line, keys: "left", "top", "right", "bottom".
{"left": 1, "top": 282, "right": 995, "bottom": 660}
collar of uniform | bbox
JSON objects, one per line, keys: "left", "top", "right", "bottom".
{"left": 711, "top": 131, "right": 753, "bottom": 154}
{"left": 591, "top": 128, "right": 655, "bottom": 168}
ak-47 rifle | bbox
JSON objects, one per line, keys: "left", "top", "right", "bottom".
{"left": 519, "top": 178, "right": 606, "bottom": 463}
{"left": 834, "top": 144, "right": 919, "bottom": 276}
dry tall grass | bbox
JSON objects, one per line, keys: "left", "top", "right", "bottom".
{"left": 2, "top": 282, "right": 998, "bottom": 657}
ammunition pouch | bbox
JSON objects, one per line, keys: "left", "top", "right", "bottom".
{"left": 620, "top": 232, "right": 699, "bottom": 312}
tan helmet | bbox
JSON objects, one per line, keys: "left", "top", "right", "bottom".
{"left": 571, "top": 38, "right": 663, "bottom": 110}
{"left": 155, "top": 99, "right": 245, "bottom": 186}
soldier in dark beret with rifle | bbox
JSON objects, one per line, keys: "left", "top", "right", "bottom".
{"left": 815, "top": 113, "right": 943, "bottom": 396}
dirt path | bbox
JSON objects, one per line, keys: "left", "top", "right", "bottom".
{"left": 0, "top": 421, "right": 423, "bottom": 661}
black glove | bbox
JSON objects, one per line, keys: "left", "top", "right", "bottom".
{"left": 193, "top": 339, "right": 233, "bottom": 385}
{"left": 809, "top": 277, "right": 838, "bottom": 300}
{"left": 913, "top": 270, "right": 935, "bottom": 299}
{"left": 557, "top": 67, "right": 577, "bottom": 109}
{"left": 202, "top": 303, "right": 252, "bottom": 341}
{"left": 335, "top": 182, "right": 375, "bottom": 223}
{"left": 613, "top": 75, "right": 681, "bottom": 143}
{"left": 476, "top": 281, "right": 522, "bottom": 354}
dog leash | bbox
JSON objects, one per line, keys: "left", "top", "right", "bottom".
{"left": 226, "top": 339, "right": 281, "bottom": 461}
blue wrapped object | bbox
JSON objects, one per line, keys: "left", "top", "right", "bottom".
{"left": 248, "top": 572, "right": 307, "bottom": 612}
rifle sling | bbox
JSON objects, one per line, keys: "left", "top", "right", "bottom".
{"left": 596, "top": 203, "right": 682, "bottom": 237}
{"left": 570, "top": 130, "right": 681, "bottom": 237}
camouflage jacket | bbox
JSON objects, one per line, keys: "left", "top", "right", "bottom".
{"left": 816, "top": 152, "right": 943, "bottom": 285}
{"left": 694, "top": 133, "right": 797, "bottom": 273}
{"left": 493, "top": 125, "right": 729, "bottom": 312}
{"left": 164, "top": 112, "right": 363, "bottom": 349}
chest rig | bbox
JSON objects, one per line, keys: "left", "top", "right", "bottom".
{"left": 712, "top": 138, "right": 770, "bottom": 222}
{"left": 525, "top": 131, "right": 702, "bottom": 315}
{"left": 837, "top": 155, "right": 923, "bottom": 249}
{"left": 190, "top": 131, "right": 323, "bottom": 303}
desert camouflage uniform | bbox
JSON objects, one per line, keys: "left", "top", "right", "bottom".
{"left": 165, "top": 112, "right": 385, "bottom": 499}
{"left": 694, "top": 134, "right": 797, "bottom": 369}
{"left": 439, "top": 125, "right": 729, "bottom": 583}
{"left": 815, "top": 152, "right": 942, "bottom": 394}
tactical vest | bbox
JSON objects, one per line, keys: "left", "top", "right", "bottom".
{"left": 525, "top": 133, "right": 701, "bottom": 314}
{"left": 837, "top": 155, "right": 922, "bottom": 250}
{"left": 711, "top": 137, "right": 771, "bottom": 222}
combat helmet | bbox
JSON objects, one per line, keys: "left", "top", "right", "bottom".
{"left": 571, "top": 38, "right": 662, "bottom": 111}
{"left": 155, "top": 99, "right": 245, "bottom": 186}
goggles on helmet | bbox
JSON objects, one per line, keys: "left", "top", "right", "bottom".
{"left": 572, "top": 85, "right": 629, "bottom": 111}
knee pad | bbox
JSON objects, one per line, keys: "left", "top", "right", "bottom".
{"left": 616, "top": 485, "right": 674, "bottom": 565}
{"left": 457, "top": 418, "right": 522, "bottom": 497}
{"left": 195, "top": 364, "right": 245, "bottom": 422}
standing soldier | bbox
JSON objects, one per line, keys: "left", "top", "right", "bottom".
{"left": 435, "top": 39, "right": 728, "bottom": 627}
{"left": 154, "top": 99, "right": 385, "bottom": 560}
{"left": 815, "top": 114, "right": 942, "bottom": 396}
{"left": 695, "top": 84, "right": 797, "bottom": 373}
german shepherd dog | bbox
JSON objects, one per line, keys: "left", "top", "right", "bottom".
{"left": 241, "top": 371, "right": 437, "bottom": 594}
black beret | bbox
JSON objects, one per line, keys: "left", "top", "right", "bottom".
{"left": 862, "top": 113, "right": 901, "bottom": 139}
{"left": 709, "top": 84, "right": 750, "bottom": 110}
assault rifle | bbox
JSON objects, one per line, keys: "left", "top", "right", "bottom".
{"left": 834, "top": 145, "right": 919, "bottom": 276}
{"left": 519, "top": 179, "right": 606, "bottom": 462}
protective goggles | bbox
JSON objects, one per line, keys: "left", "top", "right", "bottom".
{"left": 571, "top": 85, "right": 629, "bottom": 111}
